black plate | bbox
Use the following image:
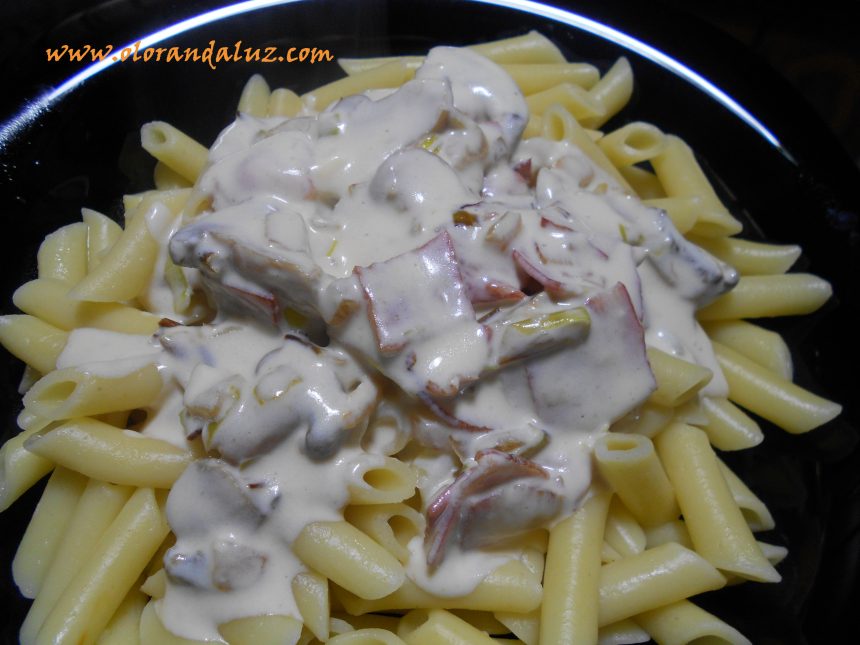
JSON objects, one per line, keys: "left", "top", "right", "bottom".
{"left": 1, "top": 1, "right": 858, "bottom": 643}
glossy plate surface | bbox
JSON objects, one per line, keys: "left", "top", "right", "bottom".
{"left": 1, "top": 1, "right": 858, "bottom": 642}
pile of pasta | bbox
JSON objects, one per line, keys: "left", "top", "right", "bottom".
{"left": 0, "top": 31, "right": 842, "bottom": 645}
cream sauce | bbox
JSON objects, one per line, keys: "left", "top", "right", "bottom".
{"left": 52, "top": 46, "right": 739, "bottom": 640}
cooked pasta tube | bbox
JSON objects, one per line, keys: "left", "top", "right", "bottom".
{"left": 294, "top": 521, "right": 405, "bottom": 600}
{"left": 539, "top": 491, "right": 611, "bottom": 645}
{"left": 494, "top": 610, "right": 539, "bottom": 645}
{"left": 603, "top": 497, "right": 646, "bottom": 558}
{"left": 140, "top": 600, "right": 208, "bottom": 645}
{"left": 140, "top": 568, "right": 166, "bottom": 599}
{"left": 635, "top": 599, "right": 751, "bottom": 645}
{"left": 0, "top": 423, "right": 54, "bottom": 512}
{"left": 37, "top": 222, "right": 89, "bottom": 285}
{"left": 715, "top": 457, "right": 775, "bottom": 532}
{"left": 593, "top": 434, "right": 679, "bottom": 527}
{"left": 697, "top": 274, "right": 832, "bottom": 320}
{"left": 24, "top": 417, "right": 192, "bottom": 488}
{"left": 140, "top": 121, "right": 209, "bottom": 184}
{"left": 691, "top": 236, "right": 801, "bottom": 276}
{"left": 585, "top": 57, "right": 633, "bottom": 128}
{"left": 540, "top": 105, "right": 633, "bottom": 191}
{"left": 82, "top": 208, "right": 123, "bottom": 272}
{"left": 344, "top": 503, "right": 426, "bottom": 563}
{"left": 650, "top": 135, "right": 742, "bottom": 237}
{"left": 655, "top": 423, "right": 779, "bottom": 582}
{"left": 330, "top": 628, "right": 407, "bottom": 645}
{"left": 702, "top": 320, "right": 793, "bottom": 380}
{"left": 97, "top": 587, "right": 149, "bottom": 645}
{"left": 598, "top": 542, "right": 726, "bottom": 627}
{"left": 348, "top": 457, "right": 418, "bottom": 504}
{"left": 525, "top": 83, "right": 605, "bottom": 122}
{"left": 696, "top": 397, "right": 763, "bottom": 451}
{"left": 335, "top": 556, "right": 543, "bottom": 615}
{"left": 470, "top": 31, "right": 566, "bottom": 64}
{"left": 13, "top": 278, "right": 160, "bottom": 334}
{"left": 153, "top": 161, "right": 192, "bottom": 190}
{"left": 333, "top": 613, "right": 400, "bottom": 633}
{"left": 20, "top": 479, "right": 133, "bottom": 644}
{"left": 646, "top": 347, "right": 713, "bottom": 407}
{"left": 610, "top": 402, "right": 674, "bottom": 439}
{"left": 643, "top": 520, "right": 693, "bottom": 550}
{"left": 292, "top": 570, "right": 330, "bottom": 641}
{"left": 70, "top": 196, "right": 181, "bottom": 302}
{"left": 23, "top": 364, "right": 163, "bottom": 421}
{"left": 641, "top": 196, "right": 699, "bottom": 234}
{"left": 268, "top": 87, "right": 304, "bottom": 117}
{"left": 450, "top": 610, "right": 509, "bottom": 635}
{"left": 597, "top": 619, "right": 649, "bottom": 645}
{"left": 712, "top": 341, "right": 841, "bottom": 434}
{"left": 0, "top": 315, "right": 68, "bottom": 375}
{"left": 619, "top": 166, "right": 665, "bottom": 200}
{"left": 36, "top": 488, "right": 169, "bottom": 645}
{"left": 237, "top": 73, "right": 271, "bottom": 117}
{"left": 596, "top": 122, "right": 666, "bottom": 167}
{"left": 219, "top": 614, "right": 304, "bottom": 645}
{"left": 398, "top": 609, "right": 495, "bottom": 644}
{"left": 12, "top": 467, "right": 87, "bottom": 598}
{"left": 502, "top": 62, "right": 600, "bottom": 93}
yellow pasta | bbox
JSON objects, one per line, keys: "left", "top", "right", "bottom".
{"left": 13, "top": 278, "right": 160, "bottom": 334}
{"left": 20, "top": 479, "right": 133, "bottom": 643}
{"left": 344, "top": 503, "right": 425, "bottom": 563}
{"left": 584, "top": 57, "right": 633, "bottom": 128}
{"left": 12, "top": 467, "right": 88, "bottom": 598}
{"left": 713, "top": 341, "right": 841, "bottom": 434}
{"left": 598, "top": 542, "right": 726, "bottom": 627}
{"left": 697, "top": 274, "right": 832, "bottom": 320}
{"left": 596, "top": 122, "right": 666, "bottom": 167}
{"left": 703, "top": 320, "right": 793, "bottom": 380}
{"left": 0, "top": 314, "right": 69, "bottom": 375}
{"left": 696, "top": 396, "right": 763, "bottom": 451}
{"left": 655, "top": 423, "right": 779, "bottom": 582}
{"left": 82, "top": 208, "right": 124, "bottom": 272}
{"left": 96, "top": 588, "right": 149, "bottom": 645}
{"left": 23, "top": 364, "right": 163, "bottom": 421}
{"left": 593, "top": 434, "right": 678, "bottom": 527}
{"left": 37, "top": 222, "right": 89, "bottom": 285}
{"left": 35, "top": 488, "right": 169, "bottom": 644}
{"left": 0, "top": 423, "right": 55, "bottom": 512}
{"left": 502, "top": 62, "right": 600, "bottom": 94}
{"left": 691, "top": 236, "right": 801, "bottom": 275}
{"left": 294, "top": 521, "right": 405, "bottom": 600}
{"left": 140, "top": 121, "right": 209, "bottom": 184}
{"left": 540, "top": 491, "right": 611, "bottom": 645}
{"left": 646, "top": 346, "right": 713, "bottom": 408}
{"left": 237, "top": 73, "right": 271, "bottom": 117}
{"left": 268, "top": 87, "right": 304, "bottom": 117}
{"left": 650, "top": 135, "right": 742, "bottom": 237}
{"left": 635, "top": 599, "right": 751, "bottom": 645}
{"left": 219, "top": 614, "right": 304, "bottom": 645}
{"left": 23, "top": 417, "right": 192, "bottom": 488}
{"left": 292, "top": 570, "right": 330, "bottom": 641}
{"left": 348, "top": 457, "right": 418, "bottom": 505}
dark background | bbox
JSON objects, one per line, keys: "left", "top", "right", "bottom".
{"left": 0, "top": 1, "right": 857, "bottom": 643}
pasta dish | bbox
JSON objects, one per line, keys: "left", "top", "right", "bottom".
{"left": 0, "top": 31, "right": 842, "bottom": 645}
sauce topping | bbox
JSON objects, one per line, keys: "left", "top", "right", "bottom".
{"left": 56, "top": 45, "right": 738, "bottom": 640}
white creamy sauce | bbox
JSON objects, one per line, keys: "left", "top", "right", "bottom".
{"left": 54, "top": 46, "right": 740, "bottom": 641}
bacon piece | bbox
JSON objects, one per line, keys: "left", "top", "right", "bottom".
{"left": 425, "top": 449, "right": 560, "bottom": 568}
{"left": 526, "top": 283, "right": 656, "bottom": 429}
{"left": 356, "top": 231, "right": 475, "bottom": 355}
{"left": 512, "top": 248, "right": 569, "bottom": 298}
